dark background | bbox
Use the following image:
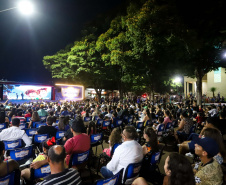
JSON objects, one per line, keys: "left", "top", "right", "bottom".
{"left": 0, "top": 0, "right": 123, "bottom": 83}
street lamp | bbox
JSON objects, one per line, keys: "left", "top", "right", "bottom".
{"left": 173, "top": 76, "right": 182, "bottom": 83}
{"left": 0, "top": 1, "right": 34, "bottom": 15}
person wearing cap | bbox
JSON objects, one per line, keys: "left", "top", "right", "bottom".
{"left": 64, "top": 118, "right": 90, "bottom": 166}
{"left": 0, "top": 118, "right": 32, "bottom": 146}
{"left": 194, "top": 136, "right": 223, "bottom": 185}
{"left": 37, "top": 104, "right": 48, "bottom": 117}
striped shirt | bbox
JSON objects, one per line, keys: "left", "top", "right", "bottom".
{"left": 37, "top": 168, "right": 81, "bottom": 185}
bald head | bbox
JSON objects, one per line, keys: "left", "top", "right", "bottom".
{"left": 48, "top": 145, "right": 66, "bottom": 164}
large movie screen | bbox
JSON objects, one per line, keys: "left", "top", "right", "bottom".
{"left": 55, "top": 85, "right": 84, "bottom": 101}
{"left": 3, "top": 84, "right": 52, "bottom": 100}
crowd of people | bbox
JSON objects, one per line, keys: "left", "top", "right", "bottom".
{"left": 0, "top": 98, "right": 225, "bottom": 185}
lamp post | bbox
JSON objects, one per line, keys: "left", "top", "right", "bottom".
{"left": 0, "top": 1, "right": 34, "bottom": 15}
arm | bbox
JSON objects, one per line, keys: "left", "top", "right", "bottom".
{"left": 30, "top": 158, "right": 48, "bottom": 169}
{"left": 177, "top": 119, "right": 185, "bottom": 131}
{"left": 64, "top": 139, "right": 73, "bottom": 155}
{"left": 106, "top": 147, "right": 120, "bottom": 171}
{"left": 22, "top": 133, "right": 32, "bottom": 146}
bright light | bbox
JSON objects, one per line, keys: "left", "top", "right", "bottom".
{"left": 18, "top": 1, "right": 34, "bottom": 15}
{"left": 224, "top": 52, "right": 226, "bottom": 58}
{"left": 173, "top": 77, "right": 182, "bottom": 83}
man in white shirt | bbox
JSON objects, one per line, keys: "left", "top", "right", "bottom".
{"left": 100, "top": 126, "right": 143, "bottom": 181}
{"left": 0, "top": 118, "right": 31, "bottom": 147}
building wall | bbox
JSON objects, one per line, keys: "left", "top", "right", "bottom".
{"left": 207, "top": 68, "right": 226, "bottom": 98}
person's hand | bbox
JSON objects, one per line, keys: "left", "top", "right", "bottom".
{"left": 30, "top": 160, "right": 44, "bottom": 169}
{"left": 5, "top": 117, "right": 9, "bottom": 123}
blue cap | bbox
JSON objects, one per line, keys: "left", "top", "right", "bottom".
{"left": 195, "top": 136, "right": 219, "bottom": 157}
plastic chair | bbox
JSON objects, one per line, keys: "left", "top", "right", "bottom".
{"left": 84, "top": 117, "right": 92, "bottom": 122}
{"left": 35, "top": 123, "right": 47, "bottom": 128}
{"left": 103, "top": 120, "right": 110, "bottom": 128}
{"left": 55, "top": 131, "right": 65, "bottom": 140}
{"left": 122, "top": 162, "right": 142, "bottom": 184}
{"left": 33, "top": 134, "right": 49, "bottom": 144}
{"left": 90, "top": 133, "right": 103, "bottom": 155}
{"left": 116, "top": 120, "right": 123, "bottom": 127}
{"left": 96, "top": 119, "right": 103, "bottom": 127}
{"left": 40, "top": 116, "right": 47, "bottom": 122}
{"left": 165, "top": 122, "right": 172, "bottom": 133}
{"left": 110, "top": 143, "right": 121, "bottom": 157}
{"left": 136, "top": 122, "right": 144, "bottom": 130}
{"left": 0, "top": 171, "right": 17, "bottom": 185}
{"left": 25, "top": 128, "right": 38, "bottom": 137}
{"left": 94, "top": 168, "right": 123, "bottom": 185}
{"left": 30, "top": 164, "right": 51, "bottom": 180}
{"left": 3, "top": 139, "right": 23, "bottom": 150}
{"left": 128, "top": 115, "right": 133, "bottom": 124}
{"left": 26, "top": 117, "right": 32, "bottom": 122}
{"left": 0, "top": 123, "right": 7, "bottom": 131}
{"left": 8, "top": 145, "right": 34, "bottom": 166}
{"left": 19, "top": 123, "right": 28, "bottom": 130}
{"left": 69, "top": 150, "right": 92, "bottom": 180}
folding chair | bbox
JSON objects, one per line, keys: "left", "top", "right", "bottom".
{"left": 8, "top": 145, "right": 34, "bottom": 167}
{"left": 96, "top": 119, "right": 103, "bottom": 127}
{"left": 0, "top": 123, "right": 7, "bottom": 132}
{"left": 156, "top": 124, "right": 165, "bottom": 142}
{"left": 122, "top": 162, "right": 142, "bottom": 184}
{"left": 55, "top": 131, "right": 65, "bottom": 144}
{"left": 33, "top": 134, "right": 49, "bottom": 144}
{"left": 90, "top": 133, "right": 104, "bottom": 155}
{"left": 128, "top": 115, "right": 133, "bottom": 124}
{"left": 69, "top": 150, "right": 92, "bottom": 180}
{"left": 116, "top": 120, "right": 123, "bottom": 127}
{"left": 3, "top": 139, "right": 23, "bottom": 150}
{"left": 0, "top": 171, "right": 19, "bottom": 185}
{"left": 26, "top": 117, "right": 32, "bottom": 122}
{"left": 94, "top": 168, "right": 123, "bottom": 185}
{"left": 19, "top": 123, "right": 28, "bottom": 130}
{"left": 32, "top": 122, "right": 42, "bottom": 128}
{"left": 35, "top": 123, "right": 47, "bottom": 128}
{"left": 110, "top": 143, "right": 122, "bottom": 157}
{"left": 25, "top": 128, "right": 38, "bottom": 137}
{"left": 30, "top": 164, "right": 51, "bottom": 180}
{"left": 40, "top": 116, "right": 47, "bottom": 122}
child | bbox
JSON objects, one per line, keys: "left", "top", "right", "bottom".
{"left": 153, "top": 116, "right": 164, "bottom": 132}
{"left": 21, "top": 137, "right": 56, "bottom": 181}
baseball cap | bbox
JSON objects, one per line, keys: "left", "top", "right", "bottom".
{"left": 195, "top": 136, "right": 219, "bottom": 157}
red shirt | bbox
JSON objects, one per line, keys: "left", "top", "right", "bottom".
{"left": 24, "top": 113, "right": 32, "bottom": 118}
{"left": 64, "top": 133, "right": 90, "bottom": 165}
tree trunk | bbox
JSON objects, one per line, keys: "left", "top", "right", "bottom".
{"left": 195, "top": 69, "right": 204, "bottom": 106}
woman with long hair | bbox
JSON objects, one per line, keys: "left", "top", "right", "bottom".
{"left": 103, "top": 128, "right": 122, "bottom": 157}
{"left": 28, "top": 111, "right": 40, "bottom": 128}
{"left": 8, "top": 107, "right": 17, "bottom": 118}
{"left": 142, "top": 126, "right": 159, "bottom": 155}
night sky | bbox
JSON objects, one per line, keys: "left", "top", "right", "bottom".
{"left": 0, "top": 0, "right": 123, "bottom": 84}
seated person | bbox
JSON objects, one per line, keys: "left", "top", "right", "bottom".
{"left": 64, "top": 118, "right": 90, "bottom": 166}
{"left": 21, "top": 137, "right": 56, "bottom": 181}
{"left": 142, "top": 127, "right": 159, "bottom": 155}
{"left": 194, "top": 136, "right": 223, "bottom": 185}
{"left": 37, "top": 104, "right": 48, "bottom": 117}
{"left": 103, "top": 128, "right": 122, "bottom": 157}
{"left": 0, "top": 118, "right": 32, "bottom": 146}
{"left": 86, "top": 121, "right": 96, "bottom": 136}
{"left": 24, "top": 108, "right": 32, "bottom": 118}
{"left": 100, "top": 126, "right": 143, "bottom": 182}
{"left": 36, "top": 145, "right": 81, "bottom": 185}
{"left": 28, "top": 111, "right": 41, "bottom": 128}
{"left": 36, "top": 116, "right": 57, "bottom": 137}
{"left": 0, "top": 141, "right": 20, "bottom": 185}
{"left": 153, "top": 116, "right": 164, "bottom": 132}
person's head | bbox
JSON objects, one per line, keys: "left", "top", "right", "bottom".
{"left": 40, "top": 104, "right": 44, "bottom": 109}
{"left": 32, "top": 111, "right": 40, "bottom": 121}
{"left": 164, "top": 153, "right": 195, "bottom": 185}
{"left": 109, "top": 128, "right": 122, "bottom": 146}
{"left": 158, "top": 116, "right": 164, "bottom": 124}
{"left": 12, "top": 118, "right": 20, "bottom": 127}
{"left": 17, "top": 111, "right": 23, "bottom": 117}
{"left": 49, "top": 111, "right": 54, "bottom": 116}
{"left": 180, "top": 110, "right": 188, "bottom": 119}
{"left": 71, "top": 117, "right": 86, "bottom": 134}
{"left": 48, "top": 145, "right": 66, "bottom": 166}
{"left": 87, "top": 121, "right": 96, "bottom": 135}
{"left": 143, "top": 127, "right": 158, "bottom": 152}
{"left": 28, "top": 108, "right": 32, "bottom": 114}
{"left": 195, "top": 136, "right": 219, "bottom": 159}
{"left": 42, "top": 137, "right": 56, "bottom": 155}
{"left": 164, "top": 110, "right": 170, "bottom": 117}
{"left": 46, "top": 116, "right": 53, "bottom": 126}
{"left": 122, "top": 126, "right": 138, "bottom": 141}
{"left": 202, "top": 128, "right": 226, "bottom": 160}
{"left": 0, "top": 141, "right": 5, "bottom": 162}
{"left": 220, "top": 111, "right": 226, "bottom": 119}
{"left": 205, "top": 117, "right": 219, "bottom": 129}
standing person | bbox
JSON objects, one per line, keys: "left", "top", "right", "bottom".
{"left": 16, "top": 93, "right": 18, "bottom": 99}
{"left": 194, "top": 137, "right": 223, "bottom": 185}
{"left": 36, "top": 145, "right": 81, "bottom": 185}
{"left": 21, "top": 92, "right": 24, "bottom": 100}
{"left": 100, "top": 126, "right": 143, "bottom": 183}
